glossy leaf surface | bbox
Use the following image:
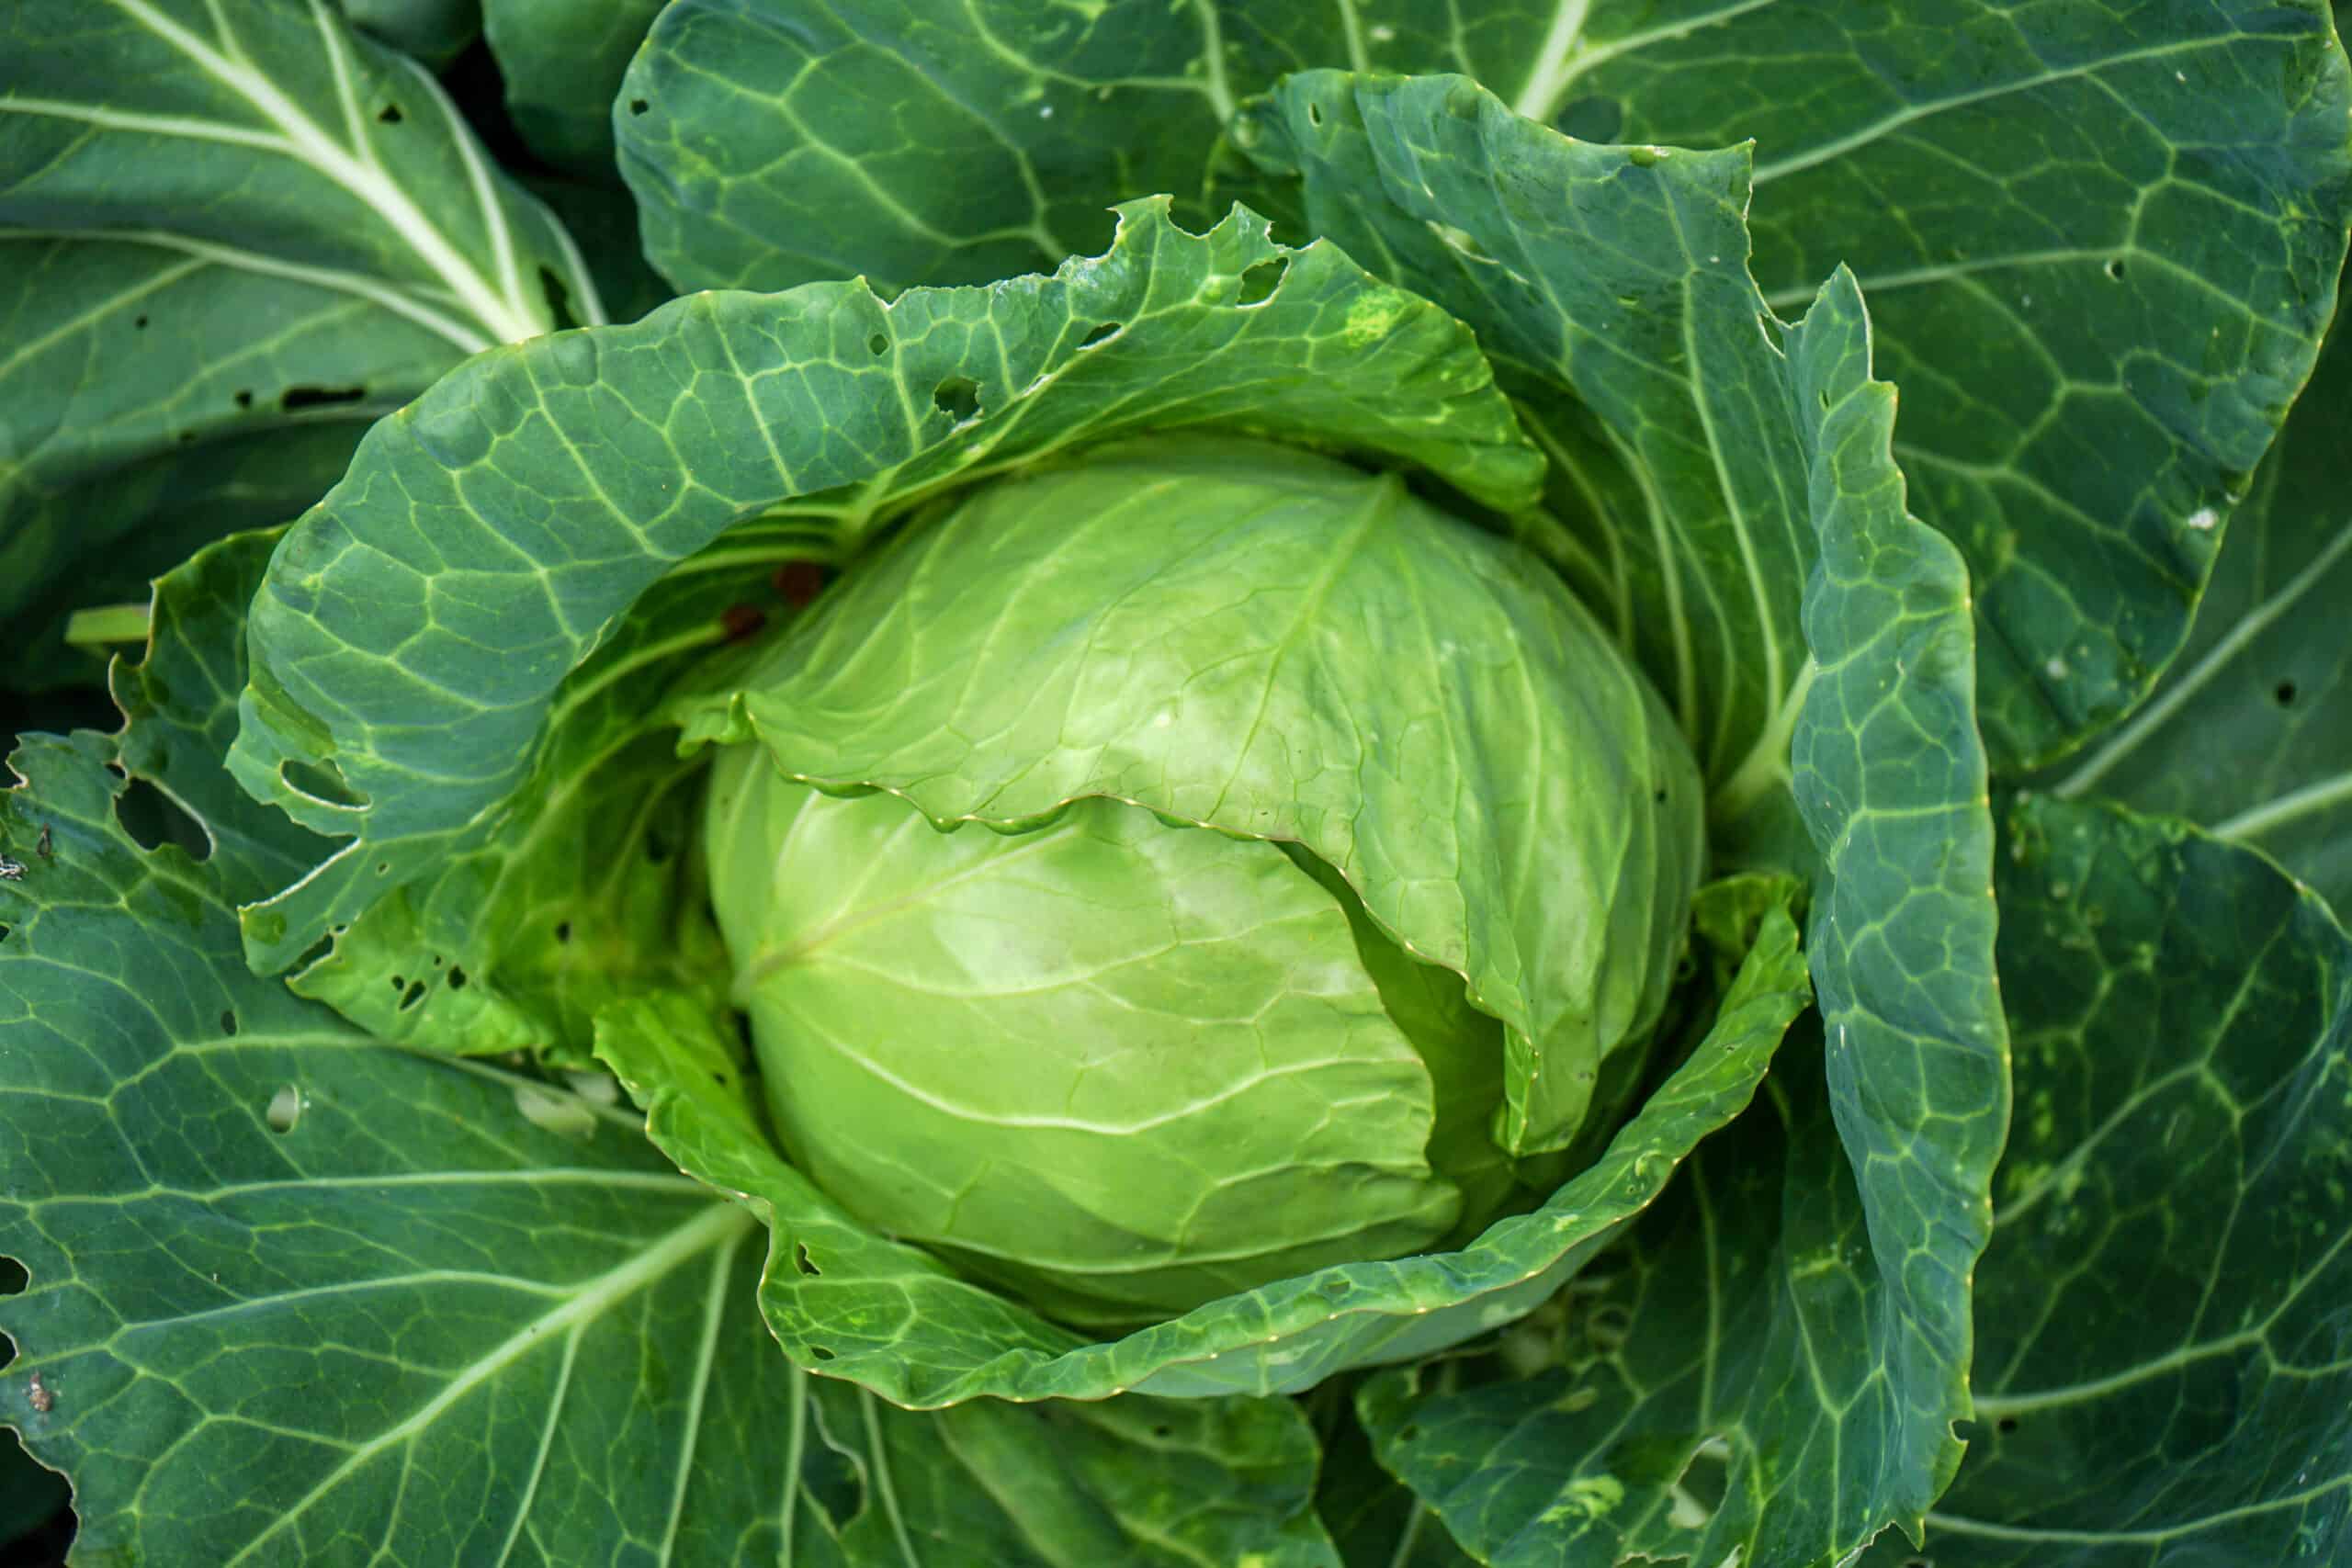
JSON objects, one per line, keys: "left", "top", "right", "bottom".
{"left": 231, "top": 200, "right": 1542, "bottom": 972}
{"left": 484, "top": 0, "right": 665, "bottom": 175}
{"left": 1851, "top": 796, "right": 2352, "bottom": 1564}
{"left": 1783, "top": 270, "right": 2007, "bottom": 1540}
{"left": 1240, "top": 71, "right": 2009, "bottom": 1545}
{"left": 594, "top": 892, "right": 1808, "bottom": 1406}
{"left": 1335, "top": 265, "right": 2006, "bottom": 1568}
{"left": 0, "top": 0, "right": 598, "bottom": 684}
{"left": 1357, "top": 1032, "right": 1926, "bottom": 1568}
{"left": 0, "top": 532, "right": 1341, "bottom": 1568}
{"left": 2041, "top": 269, "right": 2352, "bottom": 908}
{"left": 684, "top": 436, "right": 1703, "bottom": 1163}
{"left": 1240, "top": 72, "right": 1815, "bottom": 800}
{"left": 618, "top": 0, "right": 2352, "bottom": 770}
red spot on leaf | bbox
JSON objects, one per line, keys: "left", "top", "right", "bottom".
{"left": 772, "top": 560, "right": 826, "bottom": 608}
{"left": 720, "top": 604, "right": 766, "bottom": 642}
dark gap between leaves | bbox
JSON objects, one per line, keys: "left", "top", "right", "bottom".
{"left": 538, "top": 265, "right": 581, "bottom": 333}
{"left": 279, "top": 386, "right": 368, "bottom": 412}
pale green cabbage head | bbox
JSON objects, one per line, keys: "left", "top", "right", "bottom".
{"left": 701, "top": 438, "right": 1704, "bottom": 1327}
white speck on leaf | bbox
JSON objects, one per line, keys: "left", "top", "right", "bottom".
{"left": 2187, "top": 506, "right": 2218, "bottom": 531}
{"left": 2045, "top": 657, "right": 2069, "bottom": 680}
{"left": 564, "top": 1069, "right": 621, "bottom": 1106}
{"left": 514, "top": 1083, "right": 596, "bottom": 1139}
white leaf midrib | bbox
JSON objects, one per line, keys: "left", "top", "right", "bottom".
{"left": 29, "top": 0, "right": 547, "bottom": 344}
{"left": 1926, "top": 1469, "right": 2352, "bottom": 1547}
{"left": 220, "top": 1201, "right": 755, "bottom": 1566}
{"left": 1512, "top": 0, "right": 1594, "bottom": 122}
{"left": 5, "top": 226, "right": 492, "bottom": 353}
{"left": 1753, "top": 33, "right": 2233, "bottom": 186}
{"left": 2211, "top": 769, "right": 2352, "bottom": 844}
{"left": 2056, "top": 522, "right": 2352, "bottom": 799}
{"left": 655, "top": 1233, "right": 743, "bottom": 1565}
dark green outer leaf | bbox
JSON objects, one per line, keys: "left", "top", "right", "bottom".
{"left": 341, "top": 0, "right": 480, "bottom": 67}
{"left": 1356, "top": 1028, "right": 1928, "bottom": 1568}
{"left": 0, "top": 0, "right": 593, "bottom": 345}
{"left": 0, "top": 0, "right": 599, "bottom": 684}
{"left": 614, "top": 0, "right": 1727, "bottom": 300}
{"left": 1314, "top": 1390, "right": 1480, "bottom": 1568}
{"left": 2037, "top": 265, "right": 2352, "bottom": 911}
{"left": 1857, "top": 796, "right": 2352, "bottom": 1565}
{"left": 112, "top": 531, "right": 343, "bottom": 900}
{"left": 591, "top": 893, "right": 1808, "bottom": 1406}
{"left": 1525, "top": 0, "right": 2352, "bottom": 772}
{"left": 266, "top": 513, "right": 820, "bottom": 1068}
{"left": 484, "top": 0, "right": 664, "bottom": 176}
{"left": 230, "top": 200, "right": 1544, "bottom": 972}
{"left": 1349, "top": 271, "right": 2008, "bottom": 1568}
{"left": 620, "top": 0, "right": 2352, "bottom": 775}
{"left": 1783, "top": 270, "right": 2008, "bottom": 1540}
{"left": 616, "top": 0, "right": 1233, "bottom": 294}
{"left": 0, "top": 721, "right": 777, "bottom": 1565}
{"left": 4, "top": 422, "right": 371, "bottom": 694}
{"left": 4, "top": 532, "right": 773, "bottom": 1563}
{"left": 853, "top": 1395, "right": 1346, "bottom": 1568}
{"left": 615, "top": 0, "right": 1635, "bottom": 299}
{"left": 0, "top": 530, "right": 1346, "bottom": 1567}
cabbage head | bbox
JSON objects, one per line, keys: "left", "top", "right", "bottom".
{"left": 698, "top": 436, "right": 1704, "bottom": 1330}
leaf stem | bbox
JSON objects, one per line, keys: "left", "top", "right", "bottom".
{"left": 1710, "top": 659, "right": 1819, "bottom": 825}
{"left": 2210, "top": 772, "right": 2352, "bottom": 845}
{"left": 2054, "top": 522, "right": 2352, "bottom": 798}
{"left": 64, "top": 602, "right": 153, "bottom": 649}
{"left": 1513, "top": 0, "right": 1594, "bottom": 122}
